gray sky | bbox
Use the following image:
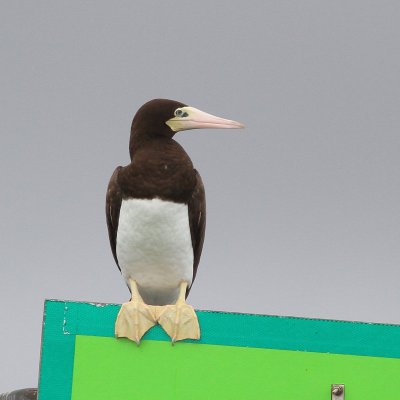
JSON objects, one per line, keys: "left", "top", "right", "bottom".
{"left": 1, "top": 0, "right": 400, "bottom": 392}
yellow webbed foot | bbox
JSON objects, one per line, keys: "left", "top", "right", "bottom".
{"left": 158, "top": 301, "right": 200, "bottom": 342}
{"left": 157, "top": 281, "right": 200, "bottom": 342}
{"left": 115, "top": 300, "right": 157, "bottom": 344}
{"left": 115, "top": 279, "right": 157, "bottom": 344}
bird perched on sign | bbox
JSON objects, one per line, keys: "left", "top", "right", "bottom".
{"left": 106, "top": 99, "right": 244, "bottom": 344}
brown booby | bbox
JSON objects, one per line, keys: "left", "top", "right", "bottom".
{"left": 106, "top": 99, "right": 244, "bottom": 343}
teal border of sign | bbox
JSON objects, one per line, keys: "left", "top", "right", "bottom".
{"left": 38, "top": 299, "right": 400, "bottom": 400}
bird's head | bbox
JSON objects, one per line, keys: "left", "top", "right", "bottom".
{"left": 130, "top": 99, "right": 244, "bottom": 156}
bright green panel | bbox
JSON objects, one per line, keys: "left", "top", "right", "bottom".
{"left": 71, "top": 335, "right": 400, "bottom": 400}
{"left": 39, "top": 300, "right": 400, "bottom": 400}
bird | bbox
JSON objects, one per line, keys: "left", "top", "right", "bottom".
{"left": 106, "top": 99, "right": 244, "bottom": 344}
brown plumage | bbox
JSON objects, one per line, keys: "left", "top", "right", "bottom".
{"left": 106, "top": 99, "right": 206, "bottom": 297}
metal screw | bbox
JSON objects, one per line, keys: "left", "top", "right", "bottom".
{"left": 331, "top": 384, "right": 344, "bottom": 398}
{"left": 332, "top": 386, "right": 343, "bottom": 395}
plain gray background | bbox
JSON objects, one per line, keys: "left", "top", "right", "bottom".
{"left": 1, "top": 0, "right": 400, "bottom": 392}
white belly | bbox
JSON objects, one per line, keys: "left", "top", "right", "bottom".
{"left": 116, "top": 198, "right": 194, "bottom": 305}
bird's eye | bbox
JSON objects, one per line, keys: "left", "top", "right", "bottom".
{"left": 174, "top": 109, "right": 188, "bottom": 118}
{"left": 175, "top": 109, "right": 184, "bottom": 117}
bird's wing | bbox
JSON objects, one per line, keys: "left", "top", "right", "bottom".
{"left": 187, "top": 169, "right": 206, "bottom": 295}
{"left": 106, "top": 166, "right": 123, "bottom": 270}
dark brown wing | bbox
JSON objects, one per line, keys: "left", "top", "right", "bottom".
{"left": 106, "top": 166, "right": 123, "bottom": 270}
{"left": 186, "top": 169, "right": 206, "bottom": 297}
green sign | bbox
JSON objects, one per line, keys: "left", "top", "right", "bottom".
{"left": 38, "top": 300, "right": 400, "bottom": 399}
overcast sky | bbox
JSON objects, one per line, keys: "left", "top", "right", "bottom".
{"left": 1, "top": 0, "right": 400, "bottom": 392}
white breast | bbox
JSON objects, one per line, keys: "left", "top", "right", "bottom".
{"left": 116, "top": 198, "right": 194, "bottom": 305}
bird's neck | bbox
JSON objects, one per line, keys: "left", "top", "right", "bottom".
{"left": 129, "top": 127, "right": 173, "bottom": 160}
